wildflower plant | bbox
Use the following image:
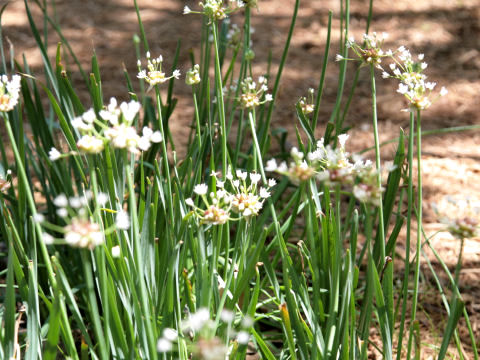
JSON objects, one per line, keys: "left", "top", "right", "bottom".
{"left": 0, "top": 74, "right": 21, "bottom": 112}
{"left": 137, "top": 52, "right": 181, "bottom": 86}
{"left": 239, "top": 76, "right": 272, "bottom": 108}
{"left": 1, "top": 0, "right": 475, "bottom": 360}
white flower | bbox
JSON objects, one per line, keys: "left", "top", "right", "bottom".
{"left": 48, "top": 147, "right": 62, "bottom": 161}
{"left": 120, "top": 100, "right": 141, "bottom": 122}
{"left": 220, "top": 309, "right": 234, "bottom": 323}
{"left": 338, "top": 133, "right": 349, "bottom": 148}
{"left": 157, "top": 338, "right": 172, "bottom": 352}
{"left": 265, "top": 94, "right": 273, "bottom": 102}
{"left": 137, "top": 53, "right": 179, "bottom": 86}
{"left": 162, "top": 328, "right": 178, "bottom": 342}
{"left": 0, "top": 74, "right": 21, "bottom": 112}
{"left": 265, "top": 158, "right": 278, "bottom": 172}
{"left": 96, "top": 192, "right": 108, "bottom": 206}
{"left": 236, "top": 170, "right": 248, "bottom": 181}
{"left": 250, "top": 172, "right": 261, "bottom": 184}
{"left": 111, "top": 245, "right": 121, "bottom": 258}
{"left": 268, "top": 178, "right": 277, "bottom": 187}
{"left": 116, "top": 210, "right": 130, "bottom": 230}
{"left": 194, "top": 183, "right": 208, "bottom": 196}
{"left": 440, "top": 87, "right": 448, "bottom": 96}
{"left": 54, "top": 194, "right": 69, "bottom": 208}
{"left": 33, "top": 213, "right": 45, "bottom": 223}
{"left": 69, "top": 197, "right": 82, "bottom": 208}
{"left": 77, "top": 135, "right": 104, "bottom": 154}
{"left": 185, "top": 198, "right": 195, "bottom": 207}
{"left": 335, "top": 54, "right": 344, "bottom": 62}
{"left": 57, "top": 208, "right": 68, "bottom": 217}
{"left": 42, "top": 232, "right": 54, "bottom": 245}
{"left": 183, "top": 5, "right": 191, "bottom": 14}
{"left": 184, "top": 307, "right": 210, "bottom": 331}
{"left": 259, "top": 187, "right": 270, "bottom": 198}
{"left": 64, "top": 219, "right": 104, "bottom": 250}
{"left": 237, "top": 331, "right": 250, "bottom": 345}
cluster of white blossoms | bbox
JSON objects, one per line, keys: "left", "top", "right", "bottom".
{"left": 299, "top": 88, "right": 315, "bottom": 115}
{"left": 186, "top": 64, "right": 201, "bottom": 85}
{"left": 226, "top": 23, "right": 242, "bottom": 48}
{"left": 186, "top": 168, "right": 276, "bottom": 224}
{"left": 266, "top": 135, "right": 386, "bottom": 206}
{"left": 36, "top": 191, "right": 130, "bottom": 250}
{"left": 183, "top": 0, "right": 246, "bottom": 21}
{"left": 336, "top": 31, "right": 447, "bottom": 111}
{"left": 382, "top": 48, "right": 447, "bottom": 111}
{"left": 239, "top": 76, "right": 273, "bottom": 108}
{"left": 0, "top": 74, "right": 21, "bottom": 112}
{"left": 0, "top": 170, "right": 12, "bottom": 194}
{"left": 433, "top": 196, "right": 480, "bottom": 239}
{"left": 157, "top": 308, "right": 252, "bottom": 359}
{"left": 49, "top": 97, "right": 162, "bottom": 159}
{"left": 137, "top": 52, "right": 181, "bottom": 86}
{"left": 338, "top": 32, "right": 391, "bottom": 68}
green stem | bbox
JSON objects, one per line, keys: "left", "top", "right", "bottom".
{"left": 126, "top": 164, "right": 157, "bottom": 358}
{"left": 211, "top": 22, "right": 228, "bottom": 177}
{"left": 407, "top": 109, "right": 423, "bottom": 358}
{"left": 2, "top": 113, "right": 60, "bottom": 293}
{"left": 81, "top": 250, "right": 108, "bottom": 359}
{"left": 154, "top": 86, "right": 175, "bottom": 233}
{"left": 259, "top": 0, "right": 300, "bottom": 156}
{"left": 369, "top": 65, "right": 385, "bottom": 265}
{"left": 395, "top": 111, "right": 414, "bottom": 360}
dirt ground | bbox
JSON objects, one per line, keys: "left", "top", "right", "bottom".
{"left": 3, "top": 0, "right": 480, "bottom": 357}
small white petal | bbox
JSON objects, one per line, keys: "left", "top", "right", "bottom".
{"left": 116, "top": 210, "right": 130, "bottom": 230}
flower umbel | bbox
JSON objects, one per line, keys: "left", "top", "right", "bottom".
{"left": 434, "top": 196, "right": 480, "bottom": 239}
{"left": 339, "top": 32, "right": 390, "bottom": 68}
{"left": 239, "top": 76, "right": 272, "bottom": 109}
{"left": 137, "top": 52, "right": 181, "bottom": 86}
{"left": 186, "top": 64, "right": 201, "bottom": 85}
{"left": 383, "top": 48, "right": 447, "bottom": 111}
{"left": 186, "top": 168, "right": 276, "bottom": 224}
{"left": 0, "top": 74, "right": 21, "bottom": 112}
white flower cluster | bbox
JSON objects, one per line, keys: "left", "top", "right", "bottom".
{"left": 0, "top": 170, "right": 12, "bottom": 193}
{"left": 157, "top": 308, "right": 252, "bottom": 358}
{"left": 299, "top": 88, "right": 315, "bottom": 115}
{"left": 184, "top": 0, "right": 246, "bottom": 21}
{"left": 382, "top": 48, "right": 447, "bottom": 111}
{"left": 186, "top": 169, "right": 276, "bottom": 224}
{"left": 137, "top": 52, "right": 181, "bottom": 86}
{"left": 226, "top": 23, "right": 242, "bottom": 48}
{"left": 266, "top": 135, "right": 386, "bottom": 206}
{"left": 239, "top": 76, "right": 273, "bottom": 108}
{"left": 0, "top": 74, "right": 21, "bottom": 112}
{"left": 36, "top": 191, "right": 130, "bottom": 249}
{"left": 339, "top": 32, "right": 391, "bottom": 68}
{"left": 433, "top": 196, "right": 480, "bottom": 239}
{"left": 37, "top": 192, "right": 107, "bottom": 249}
{"left": 186, "top": 64, "right": 201, "bottom": 85}
{"left": 49, "top": 97, "right": 162, "bottom": 159}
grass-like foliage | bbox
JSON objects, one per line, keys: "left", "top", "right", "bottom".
{"left": 0, "top": 0, "right": 478, "bottom": 359}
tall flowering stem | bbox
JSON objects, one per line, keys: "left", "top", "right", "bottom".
{"left": 396, "top": 110, "right": 415, "bottom": 360}
{"left": 369, "top": 64, "right": 386, "bottom": 265}
{"left": 154, "top": 86, "right": 175, "bottom": 234}
{"left": 211, "top": 22, "right": 228, "bottom": 177}
{"left": 406, "top": 109, "right": 423, "bottom": 358}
